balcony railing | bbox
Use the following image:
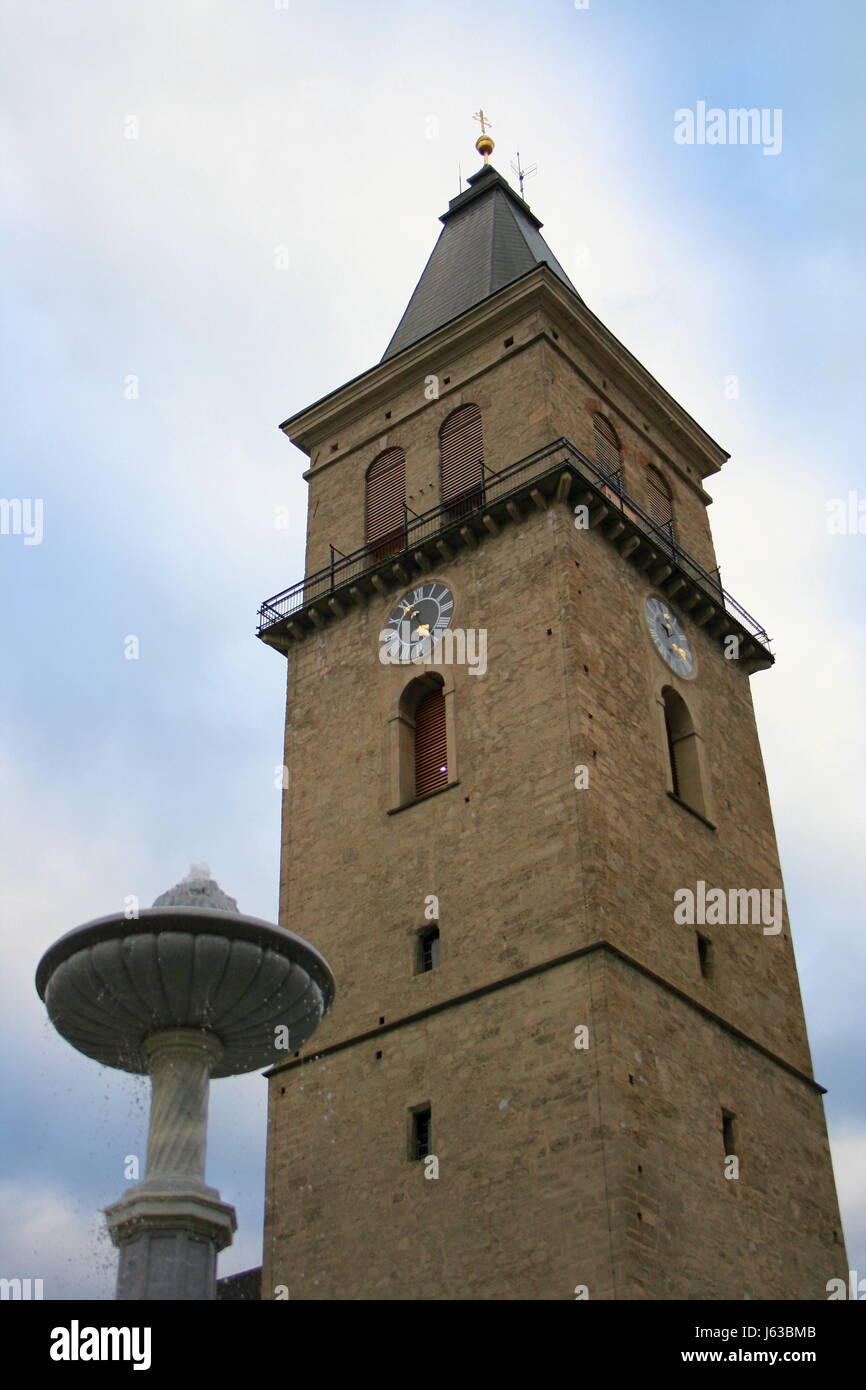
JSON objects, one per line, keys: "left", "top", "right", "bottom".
{"left": 257, "top": 437, "right": 771, "bottom": 652}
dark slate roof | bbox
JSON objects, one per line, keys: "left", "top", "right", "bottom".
{"left": 381, "top": 164, "right": 582, "bottom": 362}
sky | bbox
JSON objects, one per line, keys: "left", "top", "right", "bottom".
{"left": 1, "top": 0, "right": 864, "bottom": 1299}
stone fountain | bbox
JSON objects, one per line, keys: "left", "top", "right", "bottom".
{"left": 35, "top": 865, "right": 334, "bottom": 1300}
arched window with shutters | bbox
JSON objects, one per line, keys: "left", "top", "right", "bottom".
{"left": 647, "top": 466, "right": 675, "bottom": 551}
{"left": 390, "top": 673, "right": 453, "bottom": 809}
{"left": 592, "top": 413, "right": 621, "bottom": 481}
{"left": 439, "top": 404, "right": 484, "bottom": 519}
{"left": 366, "top": 448, "right": 406, "bottom": 561}
{"left": 661, "top": 686, "right": 706, "bottom": 818}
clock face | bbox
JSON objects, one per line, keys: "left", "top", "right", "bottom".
{"left": 645, "top": 595, "right": 695, "bottom": 677}
{"left": 385, "top": 583, "right": 455, "bottom": 661}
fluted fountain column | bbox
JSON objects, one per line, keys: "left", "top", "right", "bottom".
{"left": 144, "top": 1029, "right": 220, "bottom": 1185}
{"left": 105, "top": 1028, "right": 236, "bottom": 1301}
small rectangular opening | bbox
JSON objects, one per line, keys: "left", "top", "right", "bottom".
{"left": 418, "top": 926, "right": 440, "bottom": 973}
{"left": 697, "top": 932, "right": 712, "bottom": 978}
{"left": 722, "top": 1109, "right": 737, "bottom": 1157}
{"left": 410, "top": 1105, "right": 432, "bottom": 1161}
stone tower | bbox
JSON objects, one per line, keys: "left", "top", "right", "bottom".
{"left": 258, "top": 162, "right": 846, "bottom": 1300}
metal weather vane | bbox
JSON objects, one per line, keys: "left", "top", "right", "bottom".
{"left": 511, "top": 150, "right": 537, "bottom": 198}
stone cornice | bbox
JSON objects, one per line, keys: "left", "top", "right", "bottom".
{"left": 265, "top": 939, "right": 822, "bottom": 1094}
{"left": 280, "top": 267, "right": 729, "bottom": 484}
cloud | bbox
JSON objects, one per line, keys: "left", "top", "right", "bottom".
{"left": 0, "top": 1180, "right": 115, "bottom": 1301}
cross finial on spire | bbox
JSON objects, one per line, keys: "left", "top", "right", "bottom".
{"left": 473, "top": 109, "right": 495, "bottom": 164}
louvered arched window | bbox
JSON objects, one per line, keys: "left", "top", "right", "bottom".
{"left": 366, "top": 448, "right": 406, "bottom": 560}
{"left": 414, "top": 683, "right": 448, "bottom": 798}
{"left": 592, "top": 413, "right": 621, "bottom": 480}
{"left": 647, "top": 466, "right": 675, "bottom": 548}
{"left": 439, "top": 405, "right": 484, "bottom": 518}
{"left": 662, "top": 687, "right": 705, "bottom": 816}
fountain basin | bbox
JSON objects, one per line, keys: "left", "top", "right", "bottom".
{"left": 35, "top": 907, "right": 334, "bottom": 1078}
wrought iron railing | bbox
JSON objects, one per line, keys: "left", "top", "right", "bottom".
{"left": 257, "top": 437, "right": 771, "bottom": 650}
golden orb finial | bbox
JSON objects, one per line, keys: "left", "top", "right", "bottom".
{"left": 473, "top": 109, "right": 495, "bottom": 164}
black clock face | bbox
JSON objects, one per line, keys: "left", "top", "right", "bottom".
{"left": 385, "top": 583, "right": 455, "bottom": 661}
{"left": 645, "top": 595, "right": 695, "bottom": 677}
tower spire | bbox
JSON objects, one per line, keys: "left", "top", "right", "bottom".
{"left": 379, "top": 160, "right": 581, "bottom": 362}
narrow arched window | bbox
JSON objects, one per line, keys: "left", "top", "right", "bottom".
{"left": 647, "top": 466, "right": 675, "bottom": 547}
{"left": 439, "top": 404, "right": 484, "bottom": 518}
{"left": 414, "top": 683, "right": 448, "bottom": 798}
{"left": 592, "top": 413, "right": 621, "bottom": 480}
{"left": 366, "top": 448, "right": 406, "bottom": 560}
{"left": 662, "top": 687, "right": 705, "bottom": 817}
{"left": 391, "top": 674, "right": 454, "bottom": 811}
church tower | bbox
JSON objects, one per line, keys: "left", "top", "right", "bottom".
{"left": 258, "top": 141, "right": 846, "bottom": 1299}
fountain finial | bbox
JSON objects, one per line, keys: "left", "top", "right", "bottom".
{"left": 152, "top": 865, "right": 239, "bottom": 913}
